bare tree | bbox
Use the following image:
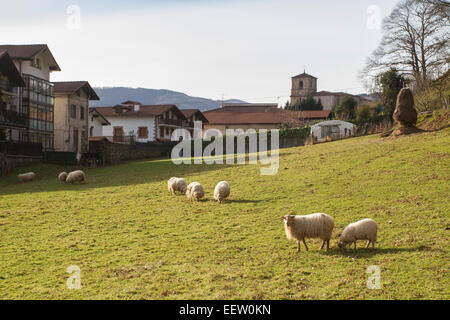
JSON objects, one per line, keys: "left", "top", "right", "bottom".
{"left": 361, "top": 0, "right": 449, "bottom": 91}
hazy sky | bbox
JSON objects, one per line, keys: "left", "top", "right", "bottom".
{"left": 1, "top": 0, "right": 399, "bottom": 104}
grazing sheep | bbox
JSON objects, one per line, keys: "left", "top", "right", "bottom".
{"left": 18, "top": 172, "right": 36, "bottom": 182}
{"left": 66, "top": 170, "right": 86, "bottom": 184}
{"left": 214, "top": 181, "right": 230, "bottom": 203}
{"left": 168, "top": 177, "right": 187, "bottom": 195}
{"left": 282, "top": 213, "right": 335, "bottom": 252}
{"left": 58, "top": 172, "right": 68, "bottom": 182}
{"left": 338, "top": 219, "right": 378, "bottom": 250}
{"left": 186, "top": 182, "right": 205, "bottom": 201}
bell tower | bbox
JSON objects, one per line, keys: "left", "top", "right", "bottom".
{"left": 290, "top": 72, "right": 318, "bottom": 106}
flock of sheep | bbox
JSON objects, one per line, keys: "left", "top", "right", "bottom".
{"left": 18, "top": 170, "right": 378, "bottom": 252}
{"left": 17, "top": 170, "right": 86, "bottom": 184}
{"left": 168, "top": 177, "right": 230, "bottom": 203}
{"left": 282, "top": 213, "right": 378, "bottom": 252}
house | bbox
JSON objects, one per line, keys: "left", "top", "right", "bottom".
{"left": 311, "top": 120, "right": 356, "bottom": 141}
{"left": 94, "top": 101, "right": 188, "bottom": 143}
{"left": 53, "top": 81, "right": 100, "bottom": 153}
{"left": 203, "top": 109, "right": 331, "bottom": 135}
{"left": 202, "top": 103, "right": 331, "bottom": 134}
{"left": 88, "top": 108, "right": 110, "bottom": 139}
{"left": 0, "top": 44, "right": 61, "bottom": 150}
{"left": 290, "top": 72, "right": 371, "bottom": 110}
{"left": 180, "top": 109, "right": 209, "bottom": 136}
{"left": 0, "top": 50, "right": 26, "bottom": 142}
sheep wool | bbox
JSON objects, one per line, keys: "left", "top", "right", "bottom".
{"left": 168, "top": 177, "right": 187, "bottom": 195}
{"left": 338, "top": 219, "right": 378, "bottom": 250}
{"left": 58, "top": 172, "right": 68, "bottom": 182}
{"left": 18, "top": 172, "right": 36, "bottom": 183}
{"left": 186, "top": 182, "right": 205, "bottom": 201}
{"left": 214, "top": 181, "right": 230, "bottom": 203}
{"left": 282, "top": 213, "right": 334, "bottom": 252}
{"left": 66, "top": 170, "right": 86, "bottom": 184}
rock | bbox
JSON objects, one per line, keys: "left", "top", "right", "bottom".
{"left": 391, "top": 88, "right": 423, "bottom": 136}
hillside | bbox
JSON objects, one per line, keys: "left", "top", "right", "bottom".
{"left": 0, "top": 129, "right": 449, "bottom": 299}
{"left": 91, "top": 87, "right": 246, "bottom": 111}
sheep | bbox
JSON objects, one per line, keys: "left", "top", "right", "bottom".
{"left": 281, "top": 213, "right": 334, "bottom": 252}
{"left": 214, "top": 181, "right": 230, "bottom": 203}
{"left": 58, "top": 172, "right": 68, "bottom": 182}
{"left": 66, "top": 170, "right": 86, "bottom": 184}
{"left": 338, "top": 219, "right": 378, "bottom": 250}
{"left": 168, "top": 177, "right": 187, "bottom": 195}
{"left": 186, "top": 182, "right": 205, "bottom": 201}
{"left": 18, "top": 172, "right": 36, "bottom": 183}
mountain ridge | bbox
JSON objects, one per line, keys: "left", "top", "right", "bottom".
{"left": 90, "top": 87, "right": 246, "bottom": 111}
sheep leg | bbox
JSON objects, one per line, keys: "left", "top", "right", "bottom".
{"left": 302, "top": 239, "right": 309, "bottom": 251}
{"left": 372, "top": 241, "right": 375, "bottom": 249}
{"left": 320, "top": 241, "right": 325, "bottom": 250}
{"left": 353, "top": 242, "right": 357, "bottom": 250}
{"left": 366, "top": 241, "right": 370, "bottom": 249}
{"left": 326, "top": 240, "right": 330, "bottom": 251}
{"left": 297, "top": 241, "right": 301, "bottom": 252}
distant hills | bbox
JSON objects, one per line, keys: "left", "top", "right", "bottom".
{"left": 91, "top": 87, "right": 246, "bottom": 111}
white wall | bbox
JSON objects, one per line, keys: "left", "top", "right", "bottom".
{"left": 102, "top": 117, "right": 156, "bottom": 142}
{"left": 89, "top": 116, "right": 105, "bottom": 137}
{"left": 14, "top": 51, "right": 52, "bottom": 80}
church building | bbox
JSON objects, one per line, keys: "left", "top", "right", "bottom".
{"left": 290, "top": 72, "right": 371, "bottom": 111}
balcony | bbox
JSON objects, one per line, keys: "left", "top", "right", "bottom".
{"left": 0, "top": 109, "right": 27, "bottom": 127}
{"left": 159, "top": 118, "right": 183, "bottom": 127}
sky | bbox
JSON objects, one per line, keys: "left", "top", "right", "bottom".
{"left": 0, "top": 0, "right": 399, "bottom": 104}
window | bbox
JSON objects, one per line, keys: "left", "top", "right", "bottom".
{"left": 299, "top": 81, "right": 304, "bottom": 89}
{"left": 80, "top": 106, "right": 85, "bottom": 120}
{"left": 70, "top": 105, "right": 77, "bottom": 118}
{"left": 138, "top": 127, "right": 148, "bottom": 139}
{"left": 89, "top": 127, "right": 94, "bottom": 137}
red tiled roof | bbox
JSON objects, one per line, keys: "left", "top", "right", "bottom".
{"left": 204, "top": 103, "right": 281, "bottom": 113}
{"left": 0, "top": 44, "right": 61, "bottom": 71}
{"left": 292, "top": 72, "right": 318, "bottom": 79}
{"left": 96, "top": 104, "right": 187, "bottom": 120}
{"left": 122, "top": 100, "right": 142, "bottom": 105}
{"left": 204, "top": 110, "right": 331, "bottom": 125}
{"left": 53, "top": 81, "right": 100, "bottom": 100}
{"left": 89, "top": 108, "right": 111, "bottom": 125}
{"left": 181, "top": 109, "right": 209, "bottom": 122}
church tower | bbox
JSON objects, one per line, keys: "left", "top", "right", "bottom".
{"left": 290, "top": 72, "right": 318, "bottom": 106}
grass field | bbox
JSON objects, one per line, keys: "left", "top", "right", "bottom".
{"left": 0, "top": 129, "right": 449, "bottom": 300}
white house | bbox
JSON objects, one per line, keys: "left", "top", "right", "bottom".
{"left": 311, "top": 120, "right": 356, "bottom": 141}
{"left": 89, "top": 108, "right": 110, "bottom": 139}
{"left": 94, "top": 101, "right": 189, "bottom": 143}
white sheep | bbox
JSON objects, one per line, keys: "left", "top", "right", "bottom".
{"left": 338, "top": 219, "right": 378, "bottom": 250}
{"left": 168, "top": 177, "right": 187, "bottom": 195}
{"left": 186, "top": 182, "right": 205, "bottom": 201}
{"left": 66, "top": 170, "right": 86, "bottom": 184}
{"left": 58, "top": 172, "right": 68, "bottom": 182}
{"left": 18, "top": 172, "right": 36, "bottom": 182}
{"left": 282, "top": 213, "right": 335, "bottom": 252}
{"left": 214, "top": 181, "right": 230, "bottom": 203}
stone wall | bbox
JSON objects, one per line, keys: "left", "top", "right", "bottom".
{"left": 89, "top": 140, "right": 177, "bottom": 165}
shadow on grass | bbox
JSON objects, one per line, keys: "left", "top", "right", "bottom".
{"left": 0, "top": 157, "right": 249, "bottom": 196}
{"left": 321, "top": 245, "right": 437, "bottom": 257}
